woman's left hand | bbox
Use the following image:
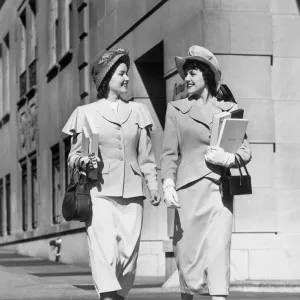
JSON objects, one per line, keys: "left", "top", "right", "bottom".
{"left": 149, "top": 190, "right": 161, "bottom": 206}
{"left": 205, "top": 146, "right": 235, "bottom": 167}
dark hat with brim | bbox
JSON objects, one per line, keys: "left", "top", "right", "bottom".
{"left": 175, "top": 45, "right": 221, "bottom": 91}
{"left": 91, "top": 48, "right": 130, "bottom": 90}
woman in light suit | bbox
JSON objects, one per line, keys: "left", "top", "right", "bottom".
{"left": 160, "top": 46, "right": 252, "bottom": 300}
{"left": 62, "top": 48, "right": 160, "bottom": 300}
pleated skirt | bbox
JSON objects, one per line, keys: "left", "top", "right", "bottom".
{"left": 173, "top": 177, "right": 233, "bottom": 296}
{"left": 86, "top": 196, "right": 144, "bottom": 297}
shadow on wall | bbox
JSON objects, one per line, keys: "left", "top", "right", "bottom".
{"left": 297, "top": 0, "right": 300, "bottom": 12}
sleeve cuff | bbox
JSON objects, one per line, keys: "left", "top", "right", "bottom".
{"left": 147, "top": 180, "right": 158, "bottom": 191}
{"left": 163, "top": 178, "right": 175, "bottom": 190}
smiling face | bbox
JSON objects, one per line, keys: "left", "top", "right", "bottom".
{"left": 109, "top": 62, "right": 129, "bottom": 96}
{"left": 184, "top": 66, "right": 206, "bottom": 97}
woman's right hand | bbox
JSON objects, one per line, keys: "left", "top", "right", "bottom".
{"left": 79, "top": 153, "right": 100, "bottom": 171}
{"left": 164, "top": 186, "right": 180, "bottom": 209}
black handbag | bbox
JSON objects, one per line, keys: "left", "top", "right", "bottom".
{"left": 220, "top": 153, "right": 252, "bottom": 197}
{"left": 62, "top": 169, "right": 92, "bottom": 222}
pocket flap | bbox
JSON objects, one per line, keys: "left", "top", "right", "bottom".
{"left": 130, "top": 162, "right": 142, "bottom": 176}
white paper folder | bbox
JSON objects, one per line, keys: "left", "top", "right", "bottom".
{"left": 82, "top": 113, "right": 99, "bottom": 179}
{"left": 217, "top": 119, "right": 249, "bottom": 153}
{"left": 210, "top": 111, "right": 231, "bottom": 146}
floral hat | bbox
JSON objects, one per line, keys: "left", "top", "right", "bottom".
{"left": 91, "top": 48, "right": 130, "bottom": 90}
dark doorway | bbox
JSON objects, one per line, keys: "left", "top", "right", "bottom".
{"left": 135, "top": 42, "right": 166, "bottom": 128}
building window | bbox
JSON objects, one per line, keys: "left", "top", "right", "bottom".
{"left": 51, "top": 144, "right": 60, "bottom": 224}
{"left": 68, "top": 0, "right": 73, "bottom": 50}
{"left": 0, "top": 45, "right": 3, "bottom": 119}
{"left": 77, "top": 0, "right": 89, "bottom": 102}
{"left": 58, "top": 0, "right": 73, "bottom": 69}
{"left": 19, "top": 9, "right": 27, "bottom": 99}
{"left": 64, "top": 137, "right": 71, "bottom": 189}
{"left": 49, "top": 0, "right": 59, "bottom": 69}
{"left": 28, "top": 0, "right": 37, "bottom": 95}
{"left": 30, "top": 156, "right": 38, "bottom": 229}
{"left": 0, "top": 178, "right": 3, "bottom": 236}
{"left": 28, "top": 56, "right": 37, "bottom": 92}
{"left": 2, "top": 33, "right": 10, "bottom": 116}
{"left": 78, "top": 3, "right": 88, "bottom": 40}
{"left": 61, "top": 0, "right": 72, "bottom": 55}
{"left": 29, "top": 0, "right": 37, "bottom": 60}
{"left": 21, "top": 161, "right": 28, "bottom": 231}
{"left": 5, "top": 174, "right": 11, "bottom": 235}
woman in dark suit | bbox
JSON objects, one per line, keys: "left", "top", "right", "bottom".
{"left": 62, "top": 48, "right": 160, "bottom": 300}
{"left": 160, "top": 45, "right": 252, "bottom": 300}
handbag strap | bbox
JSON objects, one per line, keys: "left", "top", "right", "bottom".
{"left": 234, "top": 155, "right": 243, "bottom": 177}
{"left": 222, "top": 166, "right": 231, "bottom": 178}
{"left": 69, "top": 165, "right": 85, "bottom": 183}
{"left": 235, "top": 153, "right": 250, "bottom": 176}
{"left": 69, "top": 166, "right": 77, "bottom": 184}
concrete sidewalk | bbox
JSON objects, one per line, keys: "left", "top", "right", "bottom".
{"left": 163, "top": 268, "right": 300, "bottom": 294}
{"left": 1, "top": 247, "right": 300, "bottom": 300}
{"left": 0, "top": 248, "right": 165, "bottom": 300}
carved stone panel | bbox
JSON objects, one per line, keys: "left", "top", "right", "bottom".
{"left": 27, "top": 97, "right": 37, "bottom": 153}
{"left": 17, "top": 97, "right": 38, "bottom": 158}
{"left": 18, "top": 104, "right": 28, "bottom": 158}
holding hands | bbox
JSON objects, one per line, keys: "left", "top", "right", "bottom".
{"left": 205, "top": 146, "right": 235, "bottom": 168}
{"left": 149, "top": 190, "right": 161, "bottom": 206}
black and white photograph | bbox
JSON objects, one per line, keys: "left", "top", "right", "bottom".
{"left": 0, "top": 0, "right": 300, "bottom": 299}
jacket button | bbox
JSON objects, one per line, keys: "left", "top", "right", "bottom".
{"left": 118, "top": 146, "right": 122, "bottom": 150}
{"left": 119, "top": 157, "right": 123, "bottom": 161}
{"left": 116, "top": 136, "right": 121, "bottom": 140}
{"left": 116, "top": 127, "right": 120, "bottom": 130}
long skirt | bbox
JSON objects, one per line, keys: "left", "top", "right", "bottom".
{"left": 86, "top": 196, "right": 144, "bottom": 297}
{"left": 173, "top": 177, "right": 233, "bottom": 296}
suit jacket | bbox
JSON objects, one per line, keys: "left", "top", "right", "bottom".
{"left": 160, "top": 97, "right": 252, "bottom": 190}
{"left": 62, "top": 99, "right": 158, "bottom": 198}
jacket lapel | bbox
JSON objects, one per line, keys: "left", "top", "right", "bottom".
{"left": 95, "top": 99, "right": 120, "bottom": 125}
{"left": 188, "top": 97, "right": 237, "bottom": 128}
{"left": 170, "top": 98, "right": 196, "bottom": 114}
{"left": 168, "top": 97, "right": 237, "bottom": 131}
{"left": 188, "top": 100, "right": 216, "bottom": 128}
{"left": 118, "top": 99, "right": 132, "bottom": 124}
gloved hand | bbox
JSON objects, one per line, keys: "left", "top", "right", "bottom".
{"left": 149, "top": 190, "right": 161, "bottom": 206}
{"left": 204, "top": 146, "right": 235, "bottom": 167}
{"left": 78, "top": 153, "right": 101, "bottom": 171}
{"left": 163, "top": 178, "right": 180, "bottom": 209}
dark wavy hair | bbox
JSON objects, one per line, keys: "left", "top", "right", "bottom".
{"left": 97, "top": 56, "right": 130, "bottom": 99}
{"left": 182, "top": 60, "right": 218, "bottom": 96}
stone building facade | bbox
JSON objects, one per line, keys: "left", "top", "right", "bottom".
{"left": 0, "top": 0, "right": 300, "bottom": 281}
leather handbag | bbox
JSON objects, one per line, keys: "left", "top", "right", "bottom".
{"left": 62, "top": 169, "right": 92, "bottom": 222}
{"left": 220, "top": 153, "right": 252, "bottom": 197}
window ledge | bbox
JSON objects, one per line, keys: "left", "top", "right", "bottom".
{"left": 17, "top": 95, "right": 28, "bottom": 109}
{"left": 59, "top": 49, "right": 73, "bottom": 71}
{"left": 77, "top": 0, "right": 88, "bottom": 12}
{"left": 2, "top": 113, "right": 10, "bottom": 125}
{"left": 78, "top": 60, "right": 88, "bottom": 70}
{"left": 79, "top": 32, "right": 88, "bottom": 41}
{"left": 46, "top": 63, "right": 60, "bottom": 82}
{"left": 80, "top": 91, "right": 88, "bottom": 100}
{"left": 26, "top": 86, "right": 37, "bottom": 100}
